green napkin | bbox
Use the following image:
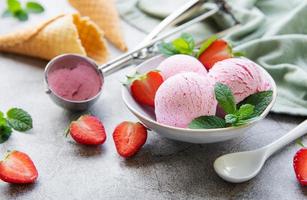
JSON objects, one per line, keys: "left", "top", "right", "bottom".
{"left": 117, "top": 0, "right": 307, "bottom": 115}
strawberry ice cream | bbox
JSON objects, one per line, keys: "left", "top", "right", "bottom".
{"left": 48, "top": 62, "right": 102, "bottom": 101}
{"left": 209, "top": 58, "right": 271, "bottom": 103}
{"left": 157, "top": 54, "right": 207, "bottom": 80}
{"left": 154, "top": 72, "right": 217, "bottom": 128}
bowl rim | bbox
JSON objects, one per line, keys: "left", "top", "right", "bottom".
{"left": 121, "top": 55, "right": 277, "bottom": 133}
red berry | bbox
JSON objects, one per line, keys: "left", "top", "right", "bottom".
{"left": 198, "top": 39, "right": 232, "bottom": 70}
{"left": 69, "top": 115, "right": 106, "bottom": 145}
{"left": 130, "top": 71, "right": 163, "bottom": 107}
{"left": 113, "top": 121, "right": 147, "bottom": 158}
{"left": 0, "top": 151, "right": 38, "bottom": 184}
{"left": 293, "top": 148, "right": 307, "bottom": 186}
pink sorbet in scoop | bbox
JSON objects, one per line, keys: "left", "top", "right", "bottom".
{"left": 209, "top": 58, "right": 271, "bottom": 103}
{"left": 155, "top": 72, "right": 217, "bottom": 128}
{"left": 48, "top": 63, "right": 102, "bottom": 101}
{"left": 157, "top": 54, "right": 207, "bottom": 80}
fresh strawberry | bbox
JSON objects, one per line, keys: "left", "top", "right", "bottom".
{"left": 0, "top": 151, "right": 38, "bottom": 184}
{"left": 198, "top": 36, "right": 233, "bottom": 70}
{"left": 129, "top": 71, "right": 163, "bottom": 107}
{"left": 68, "top": 115, "right": 106, "bottom": 145}
{"left": 293, "top": 147, "right": 307, "bottom": 186}
{"left": 113, "top": 121, "right": 147, "bottom": 158}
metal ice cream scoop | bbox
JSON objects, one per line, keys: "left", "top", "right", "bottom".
{"left": 44, "top": 0, "right": 239, "bottom": 111}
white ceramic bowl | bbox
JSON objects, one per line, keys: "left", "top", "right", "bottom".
{"left": 121, "top": 55, "right": 277, "bottom": 143}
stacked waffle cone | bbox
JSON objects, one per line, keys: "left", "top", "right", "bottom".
{"left": 68, "top": 0, "right": 127, "bottom": 51}
{"left": 0, "top": 0, "right": 127, "bottom": 63}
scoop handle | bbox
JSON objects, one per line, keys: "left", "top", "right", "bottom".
{"left": 263, "top": 120, "right": 307, "bottom": 158}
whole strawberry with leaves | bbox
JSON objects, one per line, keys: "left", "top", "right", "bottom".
{"left": 126, "top": 70, "right": 163, "bottom": 107}
{"left": 293, "top": 140, "right": 307, "bottom": 186}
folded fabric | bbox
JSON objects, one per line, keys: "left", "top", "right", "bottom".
{"left": 117, "top": 0, "right": 307, "bottom": 115}
{"left": 69, "top": 0, "right": 127, "bottom": 51}
{"left": 0, "top": 14, "right": 109, "bottom": 64}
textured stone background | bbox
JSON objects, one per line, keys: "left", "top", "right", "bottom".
{"left": 0, "top": 1, "right": 307, "bottom": 199}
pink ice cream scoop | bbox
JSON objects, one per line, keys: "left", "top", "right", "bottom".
{"left": 157, "top": 54, "right": 207, "bottom": 80}
{"left": 209, "top": 58, "right": 271, "bottom": 103}
{"left": 155, "top": 72, "right": 217, "bottom": 128}
{"left": 48, "top": 62, "right": 102, "bottom": 101}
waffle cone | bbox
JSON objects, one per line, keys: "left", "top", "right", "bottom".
{"left": 0, "top": 14, "right": 109, "bottom": 64}
{"left": 69, "top": 0, "right": 128, "bottom": 51}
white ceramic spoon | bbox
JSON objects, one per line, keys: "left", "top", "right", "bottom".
{"left": 214, "top": 120, "right": 307, "bottom": 183}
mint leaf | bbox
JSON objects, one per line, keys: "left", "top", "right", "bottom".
{"left": 158, "top": 42, "right": 179, "bottom": 56}
{"left": 172, "top": 33, "right": 195, "bottom": 55}
{"left": 188, "top": 116, "right": 226, "bottom": 129}
{"left": 234, "top": 117, "right": 260, "bottom": 126}
{"left": 197, "top": 35, "right": 218, "bottom": 57}
{"left": 239, "top": 90, "right": 273, "bottom": 117}
{"left": 0, "top": 116, "right": 12, "bottom": 143}
{"left": 237, "top": 104, "right": 254, "bottom": 120}
{"left": 225, "top": 114, "right": 238, "bottom": 124}
{"left": 214, "top": 82, "right": 236, "bottom": 114}
{"left": 0, "top": 124, "right": 12, "bottom": 143}
{"left": 14, "top": 9, "right": 28, "bottom": 21}
{"left": 26, "top": 1, "right": 44, "bottom": 13}
{"left": 6, "top": 108, "right": 32, "bottom": 131}
{"left": 2, "top": 9, "right": 11, "bottom": 17}
{"left": 7, "top": 0, "right": 22, "bottom": 14}
{"left": 158, "top": 33, "right": 195, "bottom": 56}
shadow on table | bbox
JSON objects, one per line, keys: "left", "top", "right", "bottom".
{"left": 2, "top": 182, "right": 37, "bottom": 198}
{"left": 0, "top": 53, "right": 47, "bottom": 69}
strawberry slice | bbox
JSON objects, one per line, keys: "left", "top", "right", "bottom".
{"left": 293, "top": 147, "right": 307, "bottom": 186}
{"left": 69, "top": 115, "right": 106, "bottom": 145}
{"left": 129, "top": 71, "right": 163, "bottom": 107}
{"left": 113, "top": 121, "right": 147, "bottom": 158}
{"left": 0, "top": 151, "right": 38, "bottom": 184}
{"left": 198, "top": 36, "right": 233, "bottom": 70}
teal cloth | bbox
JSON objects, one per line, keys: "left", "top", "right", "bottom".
{"left": 117, "top": 0, "right": 307, "bottom": 116}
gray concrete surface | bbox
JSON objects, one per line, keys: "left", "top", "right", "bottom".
{"left": 1, "top": 1, "right": 307, "bottom": 200}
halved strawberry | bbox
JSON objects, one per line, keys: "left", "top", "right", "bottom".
{"left": 198, "top": 36, "right": 233, "bottom": 70}
{"left": 68, "top": 115, "right": 106, "bottom": 145}
{"left": 0, "top": 151, "right": 38, "bottom": 184}
{"left": 113, "top": 121, "right": 147, "bottom": 158}
{"left": 293, "top": 147, "right": 307, "bottom": 186}
{"left": 129, "top": 71, "right": 163, "bottom": 107}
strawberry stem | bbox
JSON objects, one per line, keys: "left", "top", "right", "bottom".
{"left": 296, "top": 138, "right": 305, "bottom": 147}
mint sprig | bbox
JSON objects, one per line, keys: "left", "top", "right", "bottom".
{"left": 189, "top": 116, "right": 226, "bottom": 129}
{"left": 2, "top": 0, "right": 44, "bottom": 21}
{"left": 0, "top": 107, "right": 33, "bottom": 143}
{"left": 189, "top": 83, "right": 273, "bottom": 129}
{"left": 158, "top": 33, "right": 195, "bottom": 56}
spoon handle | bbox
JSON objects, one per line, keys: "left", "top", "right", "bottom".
{"left": 263, "top": 120, "right": 307, "bottom": 158}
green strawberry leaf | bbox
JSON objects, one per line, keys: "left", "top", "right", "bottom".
{"left": 237, "top": 104, "right": 255, "bottom": 120}
{"left": 0, "top": 111, "right": 3, "bottom": 118}
{"left": 225, "top": 114, "right": 238, "bottom": 124}
{"left": 26, "top": 1, "right": 44, "bottom": 13}
{"left": 239, "top": 90, "right": 273, "bottom": 117}
{"left": 6, "top": 108, "right": 33, "bottom": 132}
{"left": 188, "top": 116, "right": 226, "bottom": 129}
{"left": 158, "top": 42, "right": 179, "bottom": 56}
{"left": 233, "top": 51, "right": 245, "bottom": 57}
{"left": 214, "top": 82, "right": 236, "bottom": 114}
{"left": 296, "top": 138, "right": 305, "bottom": 147}
{"left": 197, "top": 35, "right": 218, "bottom": 57}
